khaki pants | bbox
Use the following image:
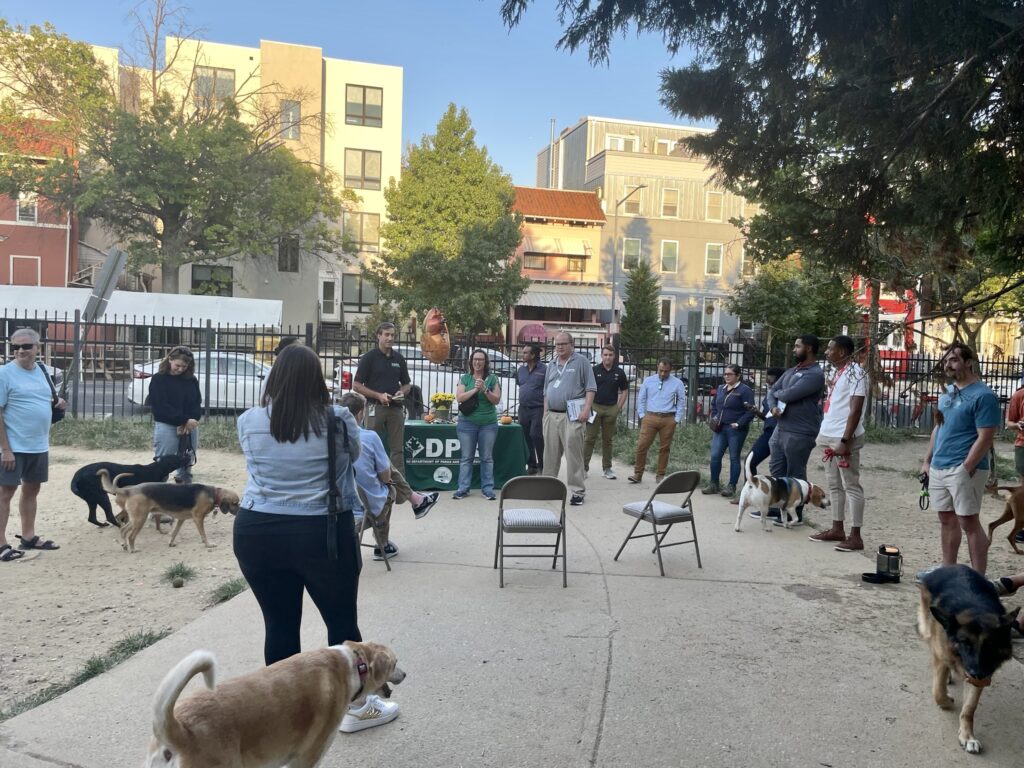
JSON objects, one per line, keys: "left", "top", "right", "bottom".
{"left": 633, "top": 413, "right": 677, "bottom": 479}
{"left": 542, "top": 411, "right": 587, "bottom": 495}
{"left": 584, "top": 403, "right": 619, "bottom": 472}
{"left": 369, "top": 405, "right": 406, "bottom": 475}
{"left": 815, "top": 434, "right": 865, "bottom": 527}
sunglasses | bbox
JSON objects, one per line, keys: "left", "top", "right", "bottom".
{"left": 10, "top": 343, "right": 36, "bottom": 351}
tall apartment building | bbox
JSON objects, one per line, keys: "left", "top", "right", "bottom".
{"left": 155, "top": 38, "right": 402, "bottom": 329}
{"left": 537, "top": 117, "right": 753, "bottom": 340}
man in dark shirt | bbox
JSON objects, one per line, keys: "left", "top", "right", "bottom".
{"left": 354, "top": 322, "right": 411, "bottom": 474}
{"left": 584, "top": 345, "right": 629, "bottom": 479}
{"left": 516, "top": 344, "right": 546, "bottom": 474}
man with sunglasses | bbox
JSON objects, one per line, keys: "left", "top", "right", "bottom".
{"left": 0, "top": 328, "right": 65, "bottom": 561}
{"left": 628, "top": 358, "right": 686, "bottom": 484}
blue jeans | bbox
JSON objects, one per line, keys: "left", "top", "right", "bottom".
{"left": 456, "top": 420, "right": 498, "bottom": 495}
{"left": 748, "top": 424, "right": 775, "bottom": 477}
{"left": 710, "top": 426, "right": 748, "bottom": 487}
{"left": 153, "top": 422, "right": 197, "bottom": 483}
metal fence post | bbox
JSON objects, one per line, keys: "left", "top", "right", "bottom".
{"left": 204, "top": 320, "right": 213, "bottom": 419}
{"left": 686, "top": 326, "right": 699, "bottom": 422}
{"left": 71, "top": 309, "right": 81, "bottom": 419}
{"left": 304, "top": 322, "right": 314, "bottom": 348}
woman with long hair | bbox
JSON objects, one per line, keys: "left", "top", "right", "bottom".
{"left": 148, "top": 346, "right": 201, "bottom": 483}
{"left": 452, "top": 349, "right": 501, "bottom": 500}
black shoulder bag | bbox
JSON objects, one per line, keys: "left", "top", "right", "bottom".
{"left": 38, "top": 363, "right": 64, "bottom": 423}
{"left": 326, "top": 409, "right": 349, "bottom": 561}
{"left": 458, "top": 375, "right": 480, "bottom": 416}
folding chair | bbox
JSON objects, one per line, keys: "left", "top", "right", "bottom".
{"left": 493, "top": 476, "right": 568, "bottom": 588}
{"left": 614, "top": 471, "right": 702, "bottom": 576}
{"left": 356, "top": 485, "right": 395, "bottom": 572}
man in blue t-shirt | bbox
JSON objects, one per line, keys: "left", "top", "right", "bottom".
{"left": 920, "top": 343, "right": 1001, "bottom": 574}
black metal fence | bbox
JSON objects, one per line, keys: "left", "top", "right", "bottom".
{"left": 3, "top": 311, "right": 1020, "bottom": 435}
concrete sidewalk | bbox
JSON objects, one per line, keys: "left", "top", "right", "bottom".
{"left": 2, "top": 463, "right": 1023, "bottom": 767}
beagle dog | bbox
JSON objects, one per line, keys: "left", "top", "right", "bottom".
{"left": 734, "top": 474, "right": 830, "bottom": 532}
{"left": 145, "top": 641, "right": 405, "bottom": 768}
{"left": 98, "top": 469, "right": 240, "bottom": 553}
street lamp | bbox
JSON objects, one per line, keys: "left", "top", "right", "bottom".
{"left": 609, "top": 183, "right": 647, "bottom": 334}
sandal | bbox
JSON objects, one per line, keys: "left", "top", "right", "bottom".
{"left": 16, "top": 534, "right": 60, "bottom": 551}
{"left": 1, "top": 543, "right": 25, "bottom": 561}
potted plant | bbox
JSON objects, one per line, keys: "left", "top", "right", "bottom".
{"left": 429, "top": 392, "right": 455, "bottom": 422}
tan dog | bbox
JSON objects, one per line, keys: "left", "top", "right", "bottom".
{"left": 145, "top": 641, "right": 405, "bottom": 768}
{"left": 734, "top": 474, "right": 830, "bottom": 532}
{"left": 987, "top": 485, "right": 1024, "bottom": 554}
{"left": 98, "top": 469, "right": 240, "bottom": 553}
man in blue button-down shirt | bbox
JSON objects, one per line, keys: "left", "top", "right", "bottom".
{"left": 628, "top": 358, "right": 686, "bottom": 484}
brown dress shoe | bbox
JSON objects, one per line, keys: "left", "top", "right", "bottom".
{"left": 834, "top": 536, "right": 865, "bottom": 552}
{"left": 808, "top": 529, "right": 846, "bottom": 543}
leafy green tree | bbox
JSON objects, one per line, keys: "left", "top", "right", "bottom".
{"left": 367, "top": 104, "right": 528, "bottom": 336}
{"left": 726, "top": 261, "right": 862, "bottom": 357}
{"left": 501, "top": 1, "right": 1024, "bottom": 319}
{"left": 0, "top": 15, "right": 344, "bottom": 293}
{"left": 619, "top": 259, "right": 662, "bottom": 349}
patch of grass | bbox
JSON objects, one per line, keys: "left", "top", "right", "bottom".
{"left": 0, "top": 629, "right": 168, "bottom": 723}
{"left": 613, "top": 421, "right": 760, "bottom": 478}
{"left": 208, "top": 577, "right": 249, "bottom": 607}
{"left": 993, "top": 452, "right": 1018, "bottom": 485}
{"left": 49, "top": 417, "right": 242, "bottom": 453}
{"left": 863, "top": 423, "right": 919, "bottom": 444}
{"left": 163, "top": 561, "right": 198, "bottom": 583}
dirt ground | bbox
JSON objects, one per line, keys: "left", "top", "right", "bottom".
{"left": 2, "top": 438, "right": 1023, "bottom": 714}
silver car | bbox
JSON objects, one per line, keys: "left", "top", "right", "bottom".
{"left": 129, "top": 353, "right": 271, "bottom": 411}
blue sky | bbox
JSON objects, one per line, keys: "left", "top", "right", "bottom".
{"left": 8, "top": 1, "right": 699, "bottom": 185}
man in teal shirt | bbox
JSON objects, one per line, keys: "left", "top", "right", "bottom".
{"left": 920, "top": 343, "right": 1001, "bottom": 574}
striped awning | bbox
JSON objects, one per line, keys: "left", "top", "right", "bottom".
{"left": 519, "top": 283, "right": 623, "bottom": 311}
{"left": 522, "top": 237, "right": 592, "bottom": 257}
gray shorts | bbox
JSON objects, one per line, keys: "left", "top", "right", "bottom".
{"left": 0, "top": 452, "right": 49, "bottom": 486}
{"left": 929, "top": 464, "right": 987, "bottom": 517}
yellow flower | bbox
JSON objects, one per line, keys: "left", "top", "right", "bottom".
{"left": 430, "top": 392, "right": 455, "bottom": 407}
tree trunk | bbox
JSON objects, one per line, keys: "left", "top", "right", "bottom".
{"left": 161, "top": 262, "right": 180, "bottom": 294}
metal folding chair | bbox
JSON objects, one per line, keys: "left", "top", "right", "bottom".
{"left": 614, "top": 471, "right": 702, "bottom": 576}
{"left": 493, "top": 476, "right": 568, "bottom": 587}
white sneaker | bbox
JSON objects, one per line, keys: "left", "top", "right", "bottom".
{"left": 339, "top": 694, "right": 400, "bottom": 733}
{"left": 603, "top": 469, "right": 616, "bottom": 480}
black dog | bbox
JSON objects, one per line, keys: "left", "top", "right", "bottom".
{"left": 71, "top": 455, "right": 188, "bottom": 527}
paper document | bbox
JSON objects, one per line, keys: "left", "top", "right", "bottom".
{"left": 567, "top": 398, "right": 597, "bottom": 423}
{"left": 776, "top": 401, "right": 787, "bottom": 414}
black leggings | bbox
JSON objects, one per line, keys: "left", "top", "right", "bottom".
{"left": 233, "top": 509, "right": 362, "bottom": 666}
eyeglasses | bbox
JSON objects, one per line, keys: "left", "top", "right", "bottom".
{"left": 10, "top": 343, "right": 35, "bottom": 351}
{"left": 658, "top": 380, "right": 664, "bottom": 391}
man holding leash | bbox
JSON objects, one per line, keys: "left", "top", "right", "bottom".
{"left": 920, "top": 343, "right": 1000, "bottom": 575}
{"left": 543, "top": 332, "right": 596, "bottom": 506}
{"left": 354, "top": 322, "right": 411, "bottom": 475}
{"left": 584, "top": 345, "right": 629, "bottom": 480}
{"left": 0, "top": 328, "right": 65, "bottom": 562}
{"left": 628, "top": 358, "right": 686, "bottom": 485}
{"left": 809, "top": 335, "right": 868, "bottom": 551}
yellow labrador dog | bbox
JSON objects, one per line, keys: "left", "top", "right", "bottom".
{"left": 145, "top": 641, "right": 405, "bottom": 768}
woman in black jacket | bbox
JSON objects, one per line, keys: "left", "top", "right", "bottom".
{"left": 703, "top": 364, "right": 755, "bottom": 498}
{"left": 148, "top": 346, "right": 202, "bottom": 483}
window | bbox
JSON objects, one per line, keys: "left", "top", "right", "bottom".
{"left": 705, "top": 243, "right": 723, "bottom": 275}
{"left": 278, "top": 235, "right": 299, "bottom": 272}
{"left": 16, "top": 192, "right": 37, "bottom": 223}
{"left": 659, "top": 297, "right": 675, "bottom": 339}
{"left": 523, "top": 253, "right": 546, "bottom": 270}
{"left": 703, "top": 298, "right": 720, "bottom": 330}
{"left": 321, "top": 280, "right": 337, "bottom": 317}
{"left": 566, "top": 256, "right": 585, "bottom": 273}
{"left": 342, "top": 273, "right": 378, "bottom": 311}
{"left": 660, "top": 241, "right": 678, "bottom": 273}
{"left": 191, "top": 265, "right": 233, "bottom": 296}
{"left": 606, "top": 135, "right": 638, "bottom": 152}
{"left": 346, "top": 85, "right": 383, "bottom": 127}
{"left": 195, "top": 66, "right": 235, "bottom": 111}
{"left": 344, "top": 149, "right": 382, "bottom": 190}
{"left": 705, "top": 191, "right": 724, "bottom": 222}
{"left": 661, "top": 188, "right": 679, "bottom": 218}
{"left": 622, "top": 238, "right": 641, "bottom": 270}
{"left": 342, "top": 211, "right": 380, "bottom": 253}
{"left": 654, "top": 139, "right": 672, "bottom": 155}
{"left": 740, "top": 247, "right": 757, "bottom": 278}
{"left": 280, "top": 100, "right": 300, "bottom": 140}
{"left": 623, "top": 185, "right": 642, "bottom": 215}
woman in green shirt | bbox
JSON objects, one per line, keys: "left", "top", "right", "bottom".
{"left": 453, "top": 349, "right": 501, "bottom": 500}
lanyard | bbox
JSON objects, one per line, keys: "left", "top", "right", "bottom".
{"left": 824, "top": 363, "right": 849, "bottom": 413}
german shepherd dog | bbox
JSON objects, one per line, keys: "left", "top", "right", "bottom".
{"left": 917, "top": 565, "right": 1020, "bottom": 754}
{"left": 70, "top": 455, "right": 188, "bottom": 527}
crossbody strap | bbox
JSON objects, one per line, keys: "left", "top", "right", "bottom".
{"left": 326, "top": 410, "right": 347, "bottom": 560}
{"left": 38, "top": 363, "right": 59, "bottom": 405}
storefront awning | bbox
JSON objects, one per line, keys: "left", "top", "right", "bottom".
{"left": 519, "top": 283, "right": 623, "bottom": 311}
{"left": 522, "top": 237, "right": 592, "bottom": 257}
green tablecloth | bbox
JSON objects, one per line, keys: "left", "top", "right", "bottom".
{"left": 402, "top": 420, "right": 528, "bottom": 491}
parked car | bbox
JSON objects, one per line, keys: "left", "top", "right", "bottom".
{"left": 128, "top": 353, "right": 272, "bottom": 411}
{"left": 675, "top": 364, "right": 755, "bottom": 397}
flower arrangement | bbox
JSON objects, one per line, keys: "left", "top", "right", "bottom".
{"left": 430, "top": 392, "right": 455, "bottom": 409}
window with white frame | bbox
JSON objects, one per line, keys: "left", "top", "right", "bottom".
{"left": 659, "top": 297, "right": 675, "bottom": 339}
{"left": 280, "top": 100, "right": 301, "bottom": 140}
{"left": 622, "top": 238, "right": 641, "bottom": 270}
{"left": 705, "top": 243, "right": 723, "bottom": 275}
{"left": 623, "top": 184, "right": 642, "bottom": 215}
{"left": 705, "top": 190, "right": 724, "bottom": 222}
{"left": 661, "top": 188, "right": 679, "bottom": 218}
{"left": 740, "top": 247, "right": 756, "bottom": 278}
{"left": 16, "top": 192, "right": 37, "bottom": 223}
{"left": 654, "top": 139, "right": 672, "bottom": 155}
{"left": 344, "top": 149, "right": 382, "bottom": 190}
{"left": 606, "top": 135, "right": 638, "bottom": 152}
{"left": 660, "top": 241, "right": 678, "bottom": 273}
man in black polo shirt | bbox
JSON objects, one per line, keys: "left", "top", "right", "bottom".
{"left": 354, "top": 322, "right": 411, "bottom": 473}
{"left": 584, "top": 345, "right": 629, "bottom": 480}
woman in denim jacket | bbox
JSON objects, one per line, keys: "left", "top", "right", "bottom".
{"left": 234, "top": 344, "right": 362, "bottom": 665}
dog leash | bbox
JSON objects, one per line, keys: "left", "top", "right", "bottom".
{"left": 918, "top": 473, "right": 930, "bottom": 510}
{"left": 821, "top": 446, "right": 850, "bottom": 469}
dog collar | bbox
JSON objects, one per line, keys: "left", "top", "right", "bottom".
{"left": 213, "top": 488, "right": 223, "bottom": 505}
{"left": 352, "top": 655, "right": 369, "bottom": 701}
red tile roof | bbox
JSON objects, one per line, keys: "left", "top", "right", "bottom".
{"left": 513, "top": 186, "right": 606, "bottom": 223}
